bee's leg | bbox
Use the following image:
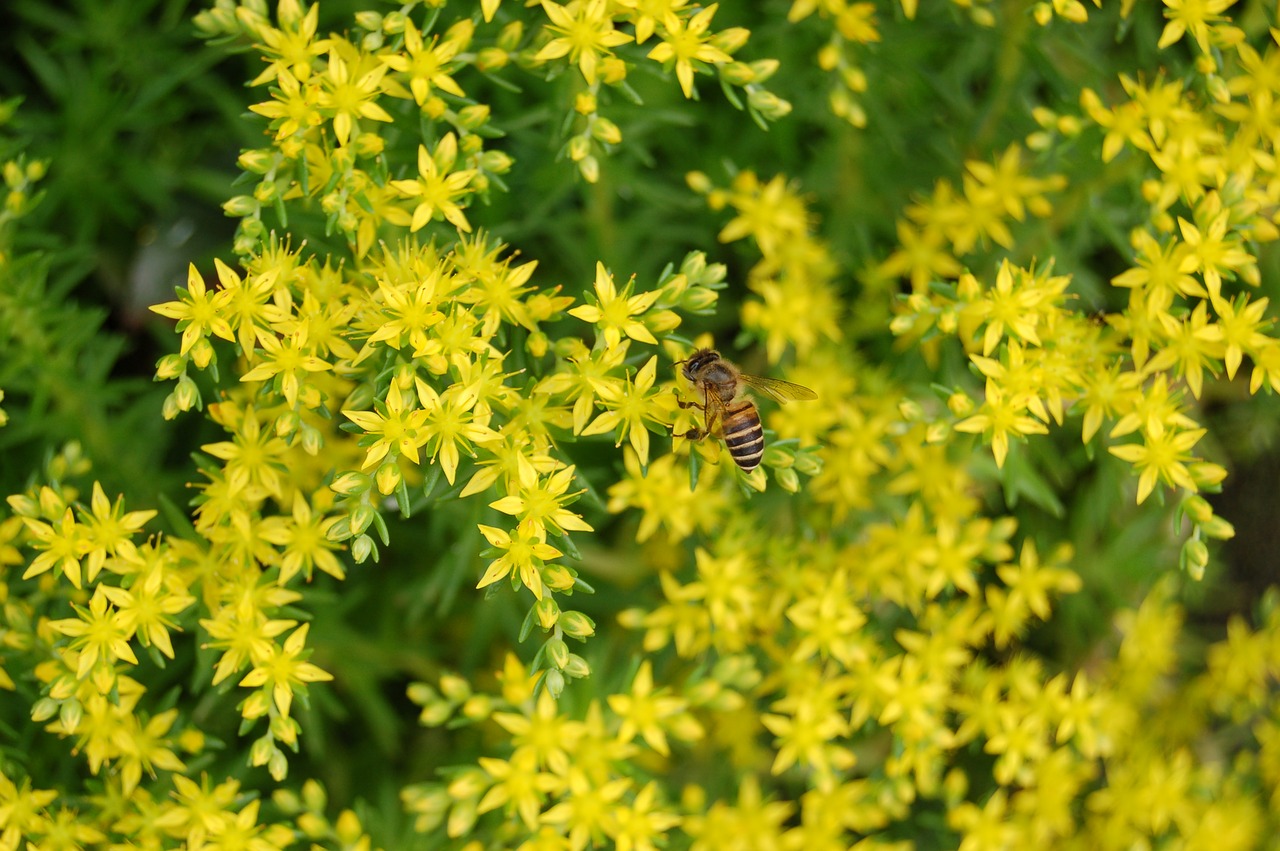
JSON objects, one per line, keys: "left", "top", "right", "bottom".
{"left": 679, "top": 404, "right": 720, "bottom": 443}
{"left": 676, "top": 397, "right": 706, "bottom": 440}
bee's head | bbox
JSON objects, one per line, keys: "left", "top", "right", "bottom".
{"left": 678, "top": 348, "right": 719, "bottom": 380}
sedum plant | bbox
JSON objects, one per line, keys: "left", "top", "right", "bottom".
{"left": 0, "top": 0, "right": 1278, "bottom": 849}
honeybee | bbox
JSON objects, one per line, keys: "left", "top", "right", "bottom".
{"left": 676, "top": 348, "right": 817, "bottom": 473}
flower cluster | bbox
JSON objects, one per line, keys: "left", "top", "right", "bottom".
{"left": 893, "top": 20, "right": 1280, "bottom": 578}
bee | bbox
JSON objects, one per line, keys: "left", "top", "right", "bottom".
{"left": 676, "top": 348, "right": 817, "bottom": 473}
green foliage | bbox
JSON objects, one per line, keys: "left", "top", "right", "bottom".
{"left": 1, "top": 1, "right": 1280, "bottom": 850}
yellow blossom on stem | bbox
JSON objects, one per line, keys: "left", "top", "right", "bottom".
{"left": 1080, "top": 87, "right": 1151, "bottom": 161}
{"left": 954, "top": 380, "right": 1050, "bottom": 468}
{"left": 1111, "top": 230, "right": 1203, "bottom": 316}
{"left": 491, "top": 689, "right": 583, "bottom": 775}
{"left": 1158, "top": 0, "right": 1236, "bottom": 53}
{"left": 99, "top": 568, "right": 195, "bottom": 659}
{"left": 536, "top": 340, "right": 629, "bottom": 435}
{"left": 257, "top": 492, "right": 346, "bottom": 584}
{"left": 539, "top": 768, "right": 631, "bottom": 847}
{"left": 1215, "top": 294, "right": 1271, "bottom": 379}
{"left": 202, "top": 603, "right": 298, "bottom": 687}
{"left": 217, "top": 263, "right": 279, "bottom": 360}
{"left": 316, "top": 46, "right": 393, "bottom": 147}
{"left": 477, "top": 748, "right": 562, "bottom": 831}
{"left": 343, "top": 381, "right": 430, "bottom": 468}
{"left": 382, "top": 20, "right": 467, "bottom": 105}
{"left": 716, "top": 172, "right": 810, "bottom": 259}
{"left": 568, "top": 263, "right": 660, "bottom": 350}
{"left": 476, "top": 522, "right": 563, "bottom": 599}
{"left": 876, "top": 219, "right": 963, "bottom": 292}
{"left": 49, "top": 587, "right": 140, "bottom": 680}
{"left": 1177, "top": 196, "right": 1257, "bottom": 303}
{"left": 363, "top": 269, "right": 447, "bottom": 355}
{"left": 248, "top": 68, "right": 325, "bottom": 142}
{"left": 238, "top": 623, "right": 334, "bottom": 717}
{"left": 76, "top": 483, "right": 156, "bottom": 583}
{"left": 16, "top": 505, "right": 90, "bottom": 589}
{"left": 1108, "top": 420, "right": 1206, "bottom": 504}
{"left": 389, "top": 137, "right": 478, "bottom": 233}
{"left": 611, "top": 781, "right": 682, "bottom": 851}
{"left": 1077, "top": 362, "right": 1143, "bottom": 443}
{"left": 606, "top": 660, "right": 703, "bottom": 756}
{"left": 535, "top": 0, "right": 634, "bottom": 86}
{"left": 416, "top": 382, "right": 500, "bottom": 485}
{"left": 201, "top": 405, "right": 291, "bottom": 497}
{"left": 646, "top": 5, "right": 733, "bottom": 98}
{"left": 248, "top": 0, "right": 328, "bottom": 86}
{"left": 238, "top": 331, "right": 332, "bottom": 408}
{"left": 580, "top": 356, "right": 670, "bottom": 465}
{"left": 1148, "top": 300, "right": 1223, "bottom": 399}
{"left": 149, "top": 263, "right": 235, "bottom": 357}
{"left": 490, "top": 465, "right": 594, "bottom": 537}
{"left": 114, "top": 708, "right": 187, "bottom": 795}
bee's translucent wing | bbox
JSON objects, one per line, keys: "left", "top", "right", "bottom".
{"left": 740, "top": 374, "right": 818, "bottom": 404}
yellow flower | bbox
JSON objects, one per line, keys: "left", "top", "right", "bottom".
{"left": 238, "top": 330, "right": 333, "bottom": 408}
{"left": 491, "top": 690, "right": 582, "bottom": 775}
{"left": 201, "top": 405, "right": 291, "bottom": 497}
{"left": 382, "top": 20, "right": 467, "bottom": 105}
{"left": 316, "top": 46, "right": 393, "bottom": 146}
{"left": 646, "top": 5, "right": 732, "bottom": 98}
{"left": 201, "top": 602, "right": 298, "bottom": 687}
{"left": 954, "top": 380, "right": 1050, "bottom": 468}
{"left": 1215, "top": 294, "right": 1271, "bottom": 380}
{"left": 0, "top": 774, "right": 57, "bottom": 846}
{"left": 606, "top": 448, "right": 723, "bottom": 544}
{"left": 99, "top": 568, "right": 195, "bottom": 659}
{"left": 49, "top": 587, "right": 140, "bottom": 679}
{"left": 17, "top": 505, "right": 90, "bottom": 589}
{"left": 114, "top": 708, "right": 187, "bottom": 795}
{"left": 476, "top": 522, "right": 563, "bottom": 599}
{"left": 611, "top": 781, "right": 682, "bottom": 851}
{"left": 248, "top": 0, "right": 329, "bottom": 86}
{"left": 607, "top": 660, "right": 702, "bottom": 756}
{"left": 1080, "top": 87, "right": 1151, "bottom": 161}
{"left": 415, "top": 381, "right": 499, "bottom": 484}
{"left": 489, "top": 465, "right": 594, "bottom": 537}
{"left": 540, "top": 768, "right": 631, "bottom": 848}
{"left": 343, "top": 381, "right": 430, "bottom": 469}
{"left": 1148, "top": 299, "right": 1224, "bottom": 399}
{"left": 389, "top": 136, "right": 478, "bottom": 233}
{"left": 1110, "top": 229, "right": 1203, "bottom": 315}
{"left": 257, "top": 491, "right": 346, "bottom": 584}
{"left": 203, "top": 799, "right": 294, "bottom": 851}
{"left": 149, "top": 263, "right": 235, "bottom": 357}
{"left": 877, "top": 219, "right": 963, "bottom": 292}
{"left": 536, "top": 339, "right": 629, "bottom": 435}
{"left": 1177, "top": 195, "right": 1257, "bottom": 304}
{"left": 568, "top": 263, "right": 660, "bottom": 350}
{"left": 1108, "top": 420, "right": 1206, "bottom": 503}
{"left": 476, "top": 748, "right": 562, "bottom": 830}
{"left": 716, "top": 172, "right": 810, "bottom": 260}
{"left": 1158, "top": 0, "right": 1236, "bottom": 53}
{"left": 535, "top": 0, "right": 634, "bottom": 85}
{"left": 238, "top": 623, "right": 334, "bottom": 717}
{"left": 216, "top": 261, "right": 280, "bottom": 360}
{"left": 580, "top": 356, "right": 670, "bottom": 465}
{"left": 249, "top": 68, "right": 325, "bottom": 142}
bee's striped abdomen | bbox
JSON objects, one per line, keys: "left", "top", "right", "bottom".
{"left": 721, "top": 401, "right": 765, "bottom": 472}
